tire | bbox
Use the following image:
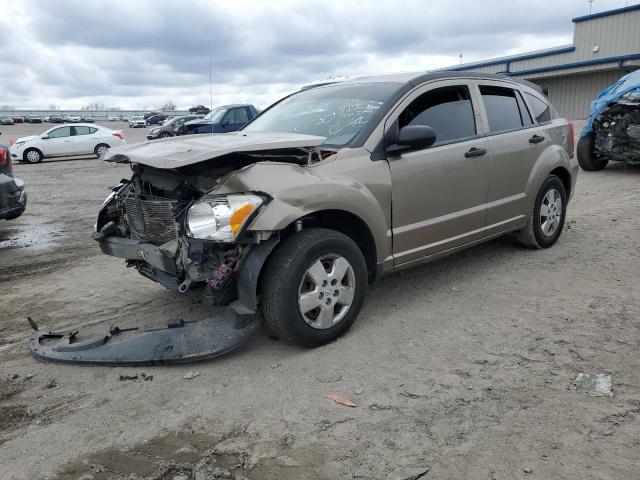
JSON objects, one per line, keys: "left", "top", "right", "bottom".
{"left": 260, "top": 228, "right": 368, "bottom": 347}
{"left": 516, "top": 175, "right": 567, "bottom": 249}
{"left": 94, "top": 144, "right": 110, "bottom": 158}
{"left": 23, "top": 148, "right": 42, "bottom": 164}
{"left": 577, "top": 133, "right": 608, "bottom": 171}
{"left": 159, "top": 132, "right": 171, "bottom": 138}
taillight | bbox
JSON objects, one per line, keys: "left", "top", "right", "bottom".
{"left": 0, "top": 148, "right": 7, "bottom": 167}
{"left": 567, "top": 120, "right": 575, "bottom": 159}
{"left": 112, "top": 132, "right": 124, "bottom": 140}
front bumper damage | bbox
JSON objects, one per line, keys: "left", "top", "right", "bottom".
{"left": 28, "top": 310, "right": 260, "bottom": 366}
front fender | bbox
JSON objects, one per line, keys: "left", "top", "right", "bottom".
{"left": 213, "top": 159, "right": 391, "bottom": 264}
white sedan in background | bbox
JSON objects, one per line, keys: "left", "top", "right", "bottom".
{"left": 10, "top": 124, "right": 126, "bottom": 164}
{"left": 129, "top": 115, "right": 146, "bottom": 128}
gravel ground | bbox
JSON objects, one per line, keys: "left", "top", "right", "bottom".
{"left": 1, "top": 121, "right": 639, "bottom": 480}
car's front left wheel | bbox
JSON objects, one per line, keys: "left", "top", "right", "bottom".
{"left": 24, "top": 148, "right": 42, "bottom": 164}
{"left": 260, "top": 228, "right": 368, "bottom": 347}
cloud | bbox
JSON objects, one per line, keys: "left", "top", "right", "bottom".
{"left": 0, "top": 0, "right": 627, "bottom": 109}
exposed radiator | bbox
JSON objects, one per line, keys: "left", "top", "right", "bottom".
{"left": 124, "top": 195, "right": 178, "bottom": 245}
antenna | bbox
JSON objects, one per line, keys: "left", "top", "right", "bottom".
{"left": 209, "top": 40, "right": 213, "bottom": 123}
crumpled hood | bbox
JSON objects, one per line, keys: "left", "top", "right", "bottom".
{"left": 103, "top": 131, "right": 326, "bottom": 169}
{"left": 14, "top": 135, "right": 38, "bottom": 144}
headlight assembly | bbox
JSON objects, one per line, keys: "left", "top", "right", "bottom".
{"left": 186, "top": 194, "right": 264, "bottom": 242}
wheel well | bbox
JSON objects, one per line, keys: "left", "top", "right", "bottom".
{"left": 280, "top": 210, "right": 378, "bottom": 283}
{"left": 550, "top": 167, "right": 571, "bottom": 198}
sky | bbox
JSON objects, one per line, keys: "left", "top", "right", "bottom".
{"left": 0, "top": 0, "right": 631, "bottom": 110}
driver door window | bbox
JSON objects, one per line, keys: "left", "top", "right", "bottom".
{"left": 224, "top": 108, "right": 249, "bottom": 127}
{"left": 398, "top": 85, "right": 477, "bottom": 145}
{"left": 48, "top": 126, "right": 71, "bottom": 138}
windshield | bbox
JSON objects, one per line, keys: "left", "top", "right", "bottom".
{"left": 243, "top": 82, "right": 399, "bottom": 146}
{"left": 131, "top": 116, "right": 143, "bottom": 120}
{"left": 203, "top": 108, "right": 226, "bottom": 123}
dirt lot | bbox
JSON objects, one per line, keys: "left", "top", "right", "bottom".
{"left": 1, "top": 121, "right": 639, "bottom": 480}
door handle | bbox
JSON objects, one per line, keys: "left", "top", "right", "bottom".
{"left": 529, "top": 134, "right": 545, "bottom": 144}
{"left": 464, "top": 147, "right": 488, "bottom": 158}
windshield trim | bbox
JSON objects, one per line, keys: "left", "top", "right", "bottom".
{"left": 241, "top": 81, "right": 404, "bottom": 149}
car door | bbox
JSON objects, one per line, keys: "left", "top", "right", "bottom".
{"left": 474, "top": 81, "right": 548, "bottom": 235}
{"left": 72, "top": 126, "right": 98, "bottom": 154}
{"left": 386, "top": 81, "right": 491, "bottom": 266}
{"left": 42, "top": 126, "right": 76, "bottom": 156}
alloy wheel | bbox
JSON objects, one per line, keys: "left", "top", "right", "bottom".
{"left": 297, "top": 253, "right": 356, "bottom": 330}
{"left": 540, "top": 188, "right": 562, "bottom": 237}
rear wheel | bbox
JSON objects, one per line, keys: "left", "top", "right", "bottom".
{"left": 24, "top": 148, "right": 42, "bottom": 164}
{"left": 94, "top": 144, "right": 110, "bottom": 158}
{"left": 516, "top": 175, "right": 567, "bottom": 249}
{"left": 260, "top": 228, "right": 368, "bottom": 347}
{"left": 159, "top": 132, "right": 171, "bottom": 138}
{"left": 577, "top": 133, "right": 608, "bottom": 171}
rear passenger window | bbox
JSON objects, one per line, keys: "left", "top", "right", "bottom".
{"left": 73, "top": 126, "right": 91, "bottom": 135}
{"left": 525, "top": 92, "right": 552, "bottom": 123}
{"left": 480, "top": 86, "right": 530, "bottom": 133}
{"left": 398, "top": 85, "right": 476, "bottom": 145}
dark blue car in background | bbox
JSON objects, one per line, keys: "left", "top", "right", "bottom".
{"left": 179, "top": 104, "right": 258, "bottom": 135}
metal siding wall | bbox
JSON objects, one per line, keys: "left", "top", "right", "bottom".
{"left": 453, "top": 9, "right": 640, "bottom": 75}
{"left": 531, "top": 69, "right": 631, "bottom": 119}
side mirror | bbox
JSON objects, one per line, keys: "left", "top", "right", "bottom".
{"left": 222, "top": 120, "right": 230, "bottom": 127}
{"left": 41, "top": 134, "right": 49, "bottom": 140}
{"left": 386, "top": 125, "right": 436, "bottom": 155}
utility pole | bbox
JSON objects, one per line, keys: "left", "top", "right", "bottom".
{"left": 209, "top": 40, "right": 214, "bottom": 122}
{"left": 459, "top": 54, "right": 463, "bottom": 65}
{"left": 588, "top": 0, "right": 594, "bottom": 13}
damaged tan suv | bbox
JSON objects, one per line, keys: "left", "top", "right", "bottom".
{"left": 95, "top": 72, "right": 578, "bottom": 348}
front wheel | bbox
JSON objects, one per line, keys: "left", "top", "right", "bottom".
{"left": 260, "top": 228, "right": 368, "bottom": 347}
{"left": 516, "top": 175, "right": 567, "bottom": 249}
{"left": 577, "top": 133, "right": 608, "bottom": 171}
{"left": 24, "top": 148, "right": 42, "bottom": 164}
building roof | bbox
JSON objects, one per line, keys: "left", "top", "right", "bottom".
{"left": 572, "top": 3, "right": 640, "bottom": 23}
{"left": 440, "top": 3, "right": 640, "bottom": 79}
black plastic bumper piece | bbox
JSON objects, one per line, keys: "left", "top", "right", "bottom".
{"left": 28, "top": 309, "right": 259, "bottom": 366}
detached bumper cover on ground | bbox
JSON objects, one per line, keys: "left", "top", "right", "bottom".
{"left": 28, "top": 309, "right": 260, "bottom": 366}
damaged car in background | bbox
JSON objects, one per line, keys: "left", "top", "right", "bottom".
{"left": 578, "top": 69, "right": 640, "bottom": 171}
{"left": 29, "top": 72, "right": 578, "bottom": 365}
{"left": 0, "top": 134, "right": 27, "bottom": 220}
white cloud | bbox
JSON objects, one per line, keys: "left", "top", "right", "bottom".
{"left": 0, "top": 0, "right": 628, "bottom": 110}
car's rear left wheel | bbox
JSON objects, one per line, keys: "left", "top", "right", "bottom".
{"left": 260, "top": 228, "right": 368, "bottom": 347}
{"left": 516, "top": 175, "right": 567, "bottom": 249}
{"left": 94, "top": 144, "right": 109, "bottom": 158}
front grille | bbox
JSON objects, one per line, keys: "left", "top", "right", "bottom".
{"left": 124, "top": 195, "right": 178, "bottom": 245}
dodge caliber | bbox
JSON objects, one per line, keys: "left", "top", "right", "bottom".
{"left": 95, "top": 72, "right": 578, "bottom": 347}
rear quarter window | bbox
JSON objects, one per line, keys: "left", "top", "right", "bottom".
{"left": 525, "top": 92, "right": 552, "bottom": 123}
